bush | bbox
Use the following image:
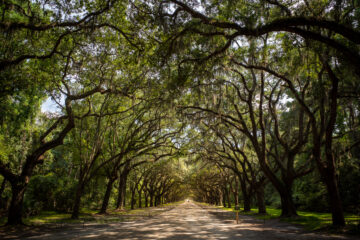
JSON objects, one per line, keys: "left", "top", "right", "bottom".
{"left": 24, "top": 174, "right": 57, "bottom": 216}
{"left": 24, "top": 173, "right": 77, "bottom": 214}
{"left": 294, "top": 172, "right": 329, "bottom": 212}
{"left": 54, "top": 181, "right": 77, "bottom": 212}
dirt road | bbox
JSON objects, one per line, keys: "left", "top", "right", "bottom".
{"left": 1, "top": 201, "right": 358, "bottom": 239}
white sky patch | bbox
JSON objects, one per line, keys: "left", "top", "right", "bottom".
{"left": 41, "top": 95, "right": 64, "bottom": 113}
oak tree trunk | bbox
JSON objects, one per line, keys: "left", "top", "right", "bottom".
{"left": 219, "top": 190, "right": 224, "bottom": 207}
{"left": 71, "top": 181, "right": 85, "bottom": 219}
{"left": 144, "top": 194, "right": 148, "bottom": 207}
{"left": 116, "top": 173, "right": 128, "bottom": 209}
{"left": 150, "top": 193, "right": 154, "bottom": 207}
{"left": 226, "top": 188, "right": 231, "bottom": 208}
{"left": 0, "top": 178, "right": 6, "bottom": 198}
{"left": 138, "top": 190, "right": 142, "bottom": 208}
{"left": 324, "top": 170, "right": 345, "bottom": 226}
{"left": 233, "top": 189, "right": 239, "bottom": 206}
{"left": 243, "top": 194, "right": 251, "bottom": 212}
{"left": 256, "top": 184, "right": 266, "bottom": 214}
{"left": 7, "top": 181, "right": 27, "bottom": 225}
{"left": 99, "top": 177, "right": 116, "bottom": 214}
{"left": 130, "top": 190, "right": 136, "bottom": 210}
{"left": 0, "top": 178, "right": 7, "bottom": 209}
{"left": 279, "top": 187, "right": 297, "bottom": 217}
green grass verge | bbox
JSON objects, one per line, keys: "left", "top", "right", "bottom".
{"left": 0, "top": 201, "right": 184, "bottom": 226}
{"left": 216, "top": 204, "right": 360, "bottom": 231}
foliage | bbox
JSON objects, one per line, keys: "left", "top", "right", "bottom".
{"left": 0, "top": 0, "right": 359, "bottom": 230}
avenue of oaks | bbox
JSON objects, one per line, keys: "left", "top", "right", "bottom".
{"left": 0, "top": 0, "right": 359, "bottom": 228}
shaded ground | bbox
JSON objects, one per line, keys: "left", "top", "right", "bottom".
{"left": 0, "top": 201, "right": 358, "bottom": 239}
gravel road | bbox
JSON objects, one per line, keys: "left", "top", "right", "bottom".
{"left": 1, "top": 201, "right": 358, "bottom": 239}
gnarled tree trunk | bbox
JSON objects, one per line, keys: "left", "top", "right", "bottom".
{"left": 255, "top": 184, "right": 266, "bottom": 214}
{"left": 323, "top": 166, "right": 345, "bottom": 226}
{"left": 7, "top": 180, "right": 27, "bottom": 225}
{"left": 279, "top": 186, "right": 297, "bottom": 217}
{"left": 116, "top": 172, "right": 128, "bottom": 210}
{"left": 99, "top": 177, "right": 116, "bottom": 214}
{"left": 71, "top": 180, "right": 85, "bottom": 219}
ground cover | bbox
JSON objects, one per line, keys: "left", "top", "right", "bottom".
{"left": 0, "top": 201, "right": 182, "bottom": 226}
{"left": 216, "top": 204, "right": 360, "bottom": 234}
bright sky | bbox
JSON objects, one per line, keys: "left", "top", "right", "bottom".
{"left": 41, "top": 97, "right": 63, "bottom": 113}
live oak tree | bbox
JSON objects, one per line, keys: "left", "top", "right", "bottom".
{"left": 189, "top": 164, "right": 226, "bottom": 205}
{"left": 97, "top": 108, "right": 182, "bottom": 214}
{"left": 140, "top": 0, "right": 359, "bottom": 226}
{"left": 0, "top": 76, "right": 109, "bottom": 225}
{"left": 1, "top": 0, "right": 359, "bottom": 229}
{"left": 0, "top": 0, "right": 139, "bottom": 225}
{"left": 209, "top": 125, "right": 268, "bottom": 214}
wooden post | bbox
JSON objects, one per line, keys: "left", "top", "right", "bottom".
{"left": 234, "top": 205, "right": 240, "bottom": 224}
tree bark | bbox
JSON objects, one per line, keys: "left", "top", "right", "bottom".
{"left": 324, "top": 169, "right": 345, "bottom": 226}
{"left": 259, "top": 158, "right": 298, "bottom": 217}
{"left": 130, "top": 189, "right": 136, "bottom": 210}
{"left": 226, "top": 187, "right": 231, "bottom": 208}
{"left": 279, "top": 187, "right": 297, "bottom": 217}
{"left": 149, "top": 193, "right": 154, "bottom": 207}
{"left": 116, "top": 172, "right": 128, "bottom": 210}
{"left": 239, "top": 175, "right": 251, "bottom": 211}
{"left": 0, "top": 178, "right": 7, "bottom": 209}
{"left": 71, "top": 181, "right": 85, "bottom": 219}
{"left": 154, "top": 195, "right": 160, "bottom": 206}
{"left": 255, "top": 184, "right": 266, "bottom": 214}
{"left": 144, "top": 194, "right": 148, "bottom": 207}
{"left": 219, "top": 189, "right": 224, "bottom": 207}
{"left": 231, "top": 181, "right": 239, "bottom": 206}
{"left": 243, "top": 194, "right": 251, "bottom": 212}
{"left": 7, "top": 181, "right": 27, "bottom": 225}
{"left": 0, "top": 178, "right": 6, "bottom": 198}
{"left": 99, "top": 177, "right": 116, "bottom": 214}
{"left": 234, "top": 193, "right": 239, "bottom": 206}
{"left": 323, "top": 63, "right": 345, "bottom": 226}
{"left": 138, "top": 190, "right": 142, "bottom": 208}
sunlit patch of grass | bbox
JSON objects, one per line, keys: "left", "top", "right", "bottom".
{"left": 24, "top": 201, "right": 183, "bottom": 225}
{"left": 220, "top": 206, "right": 233, "bottom": 212}
{"left": 284, "top": 211, "right": 360, "bottom": 231}
{"left": 22, "top": 211, "right": 98, "bottom": 225}
{"left": 80, "top": 208, "right": 98, "bottom": 215}
{"left": 127, "top": 208, "right": 148, "bottom": 215}
{"left": 0, "top": 201, "right": 187, "bottom": 226}
{"left": 215, "top": 204, "right": 360, "bottom": 231}
{"left": 109, "top": 201, "right": 181, "bottom": 216}
{"left": 110, "top": 209, "right": 130, "bottom": 215}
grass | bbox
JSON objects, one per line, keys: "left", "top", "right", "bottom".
{"left": 3, "top": 201, "right": 357, "bottom": 234}
{"left": 0, "top": 201, "right": 183, "bottom": 226}
{"left": 283, "top": 210, "right": 360, "bottom": 232}
{"left": 24, "top": 211, "right": 93, "bottom": 225}
{"left": 216, "top": 204, "right": 360, "bottom": 232}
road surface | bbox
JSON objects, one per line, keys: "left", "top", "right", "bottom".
{"left": 1, "top": 201, "right": 358, "bottom": 239}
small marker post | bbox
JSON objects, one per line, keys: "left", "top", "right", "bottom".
{"left": 234, "top": 205, "right": 240, "bottom": 224}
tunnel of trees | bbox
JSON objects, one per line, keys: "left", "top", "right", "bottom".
{"left": 0, "top": 0, "right": 359, "bottom": 228}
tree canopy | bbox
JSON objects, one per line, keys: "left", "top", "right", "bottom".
{"left": 0, "top": 0, "right": 359, "bottom": 228}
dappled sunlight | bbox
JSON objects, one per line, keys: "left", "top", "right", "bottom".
{"left": 0, "top": 201, "right": 351, "bottom": 240}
